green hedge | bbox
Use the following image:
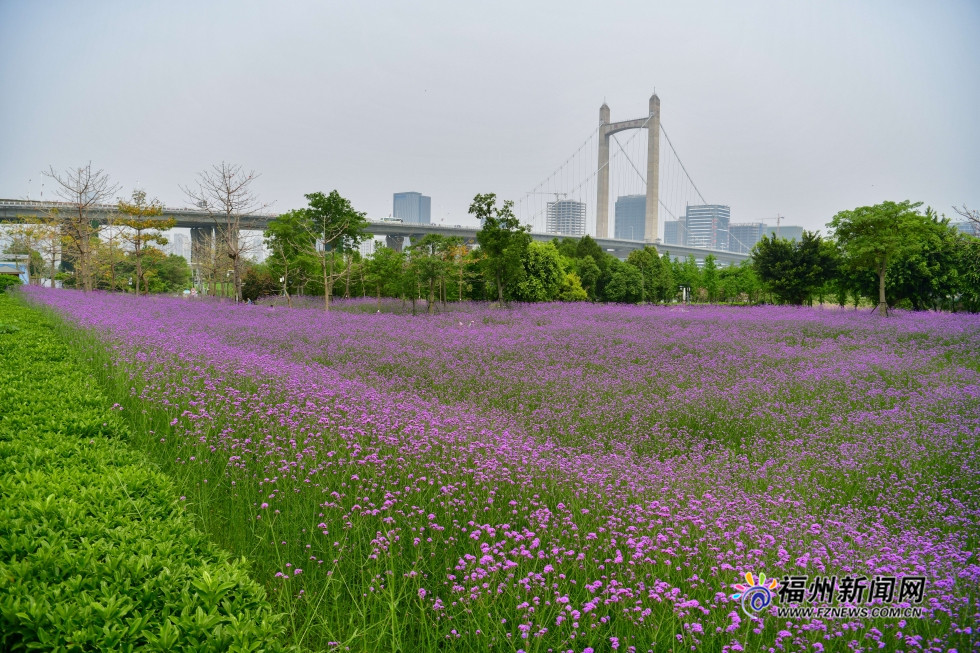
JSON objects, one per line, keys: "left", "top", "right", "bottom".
{"left": 0, "top": 295, "right": 295, "bottom": 652}
{"left": 0, "top": 275, "right": 22, "bottom": 293}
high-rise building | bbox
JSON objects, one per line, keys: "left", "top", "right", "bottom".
{"left": 684, "top": 204, "right": 730, "bottom": 250}
{"left": 359, "top": 237, "right": 376, "bottom": 258}
{"left": 546, "top": 200, "right": 586, "bottom": 236}
{"left": 954, "top": 221, "right": 978, "bottom": 236}
{"left": 727, "top": 223, "right": 764, "bottom": 254}
{"left": 614, "top": 195, "right": 645, "bottom": 241}
{"left": 173, "top": 233, "right": 191, "bottom": 261}
{"left": 764, "top": 225, "right": 804, "bottom": 241}
{"left": 663, "top": 220, "right": 684, "bottom": 246}
{"left": 393, "top": 192, "right": 431, "bottom": 224}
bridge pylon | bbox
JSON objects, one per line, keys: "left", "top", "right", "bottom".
{"left": 596, "top": 93, "right": 660, "bottom": 243}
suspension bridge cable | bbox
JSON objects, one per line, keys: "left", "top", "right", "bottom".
{"left": 611, "top": 133, "right": 646, "bottom": 184}
{"left": 660, "top": 123, "right": 707, "bottom": 205}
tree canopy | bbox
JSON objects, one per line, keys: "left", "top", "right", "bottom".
{"left": 471, "top": 193, "right": 531, "bottom": 304}
{"left": 828, "top": 201, "right": 935, "bottom": 314}
{"left": 752, "top": 231, "right": 836, "bottom": 305}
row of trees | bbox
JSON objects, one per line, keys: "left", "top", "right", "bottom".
{"left": 8, "top": 162, "right": 977, "bottom": 313}
{"left": 4, "top": 162, "right": 265, "bottom": 300}
{"left": 754, "top": 201, "right": 980, "bottom": 312}
{"left": 260, "top": 193, "right": 979, "bottom": 313}
{"left": 260, "top": 192, "right": 763, "bottom": 310}
{"left": 5, "top": 168, "right": 190, "bottom": 294}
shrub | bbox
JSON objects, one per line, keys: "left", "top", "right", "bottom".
{"left": 0, "top": 275, "right": 22, "bottom": 293}
{"left": 0, "top": 294, "right": 295, "bottom": 652}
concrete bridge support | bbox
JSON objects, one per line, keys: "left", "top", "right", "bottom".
{"left": 385, "top": 235, "right": 404, "bottom": 252}
{"left": 596, "top": 93, "right": 660, "bottom": 243}
{"left": 190, "top": 227, "right": 214, "bottom": 267}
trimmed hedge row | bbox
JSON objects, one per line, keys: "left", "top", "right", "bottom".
{"left": 0, "top": 294, "right": 295, "bottom": 652}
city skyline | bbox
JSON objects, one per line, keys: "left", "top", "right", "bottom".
{"left": 1, "top": 2, "right": 977, "bottom": 235}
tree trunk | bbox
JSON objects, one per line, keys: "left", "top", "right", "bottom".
{"left": 344, "top": 254, "right": 352, "bottom": 298}
{"left": 134, "top": 238, "right": 142, "bottom": 297}
{"left": 428, "top": 278, "right": 435, "bottom": 314}
{"left": 108, "top": 232, "right": 116, "bottom": 291}
{"left": 496, "top": 270, "right": 503, "bottom": 304}
{"left": 233, "top": 255, "right": 242, "bottom": 302}
{"left": 49, "top": 252, "right": 57, "bottom": 290}
{"left": 323, "top": 257, "right": 331, "bottom": 312}
{"left": 877, "top": 266, "right": 888, "bottom": 316}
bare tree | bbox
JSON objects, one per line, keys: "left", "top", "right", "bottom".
{"left": 191, "top": 229, "right": 220, "bottom": 296}
{"left": 181, "top": 163, "right": 269, "bottom": 302}
{"left": 954, "top": 205, "right": 980, "bottom": 237}
{"left": 43, "top": 163, "right": 120, "bottom": 290}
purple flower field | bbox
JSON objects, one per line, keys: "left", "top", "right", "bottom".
{"left": 24, "top": 288, "right": 980, "bottom": 651}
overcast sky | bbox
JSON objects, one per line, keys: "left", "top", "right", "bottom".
{"left": 1, "top": 0, "right": 978, "bottom": 236}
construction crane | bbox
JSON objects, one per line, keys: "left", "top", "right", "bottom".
{"left": 528, "top": 192, "right": 569, "bottom": 201}
{"left": 760, "top": 214, "right": 783, "bottom": 239}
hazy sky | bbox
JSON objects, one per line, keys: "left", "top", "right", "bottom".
{"left": 1, "top": 0, "right": 978, "bottom": 236}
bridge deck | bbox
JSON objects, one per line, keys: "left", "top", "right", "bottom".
{"left": 0, "top": 199, "right": 749, "bottom": 264}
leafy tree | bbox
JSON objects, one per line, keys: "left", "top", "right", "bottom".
{"left": 575, "top": 235, "right": 608, "bottom": 274}
{"left": 408, "top": 234, "right": 450, "bottom": 314}
{"left": 557, "top": 271, "right": 589, "bottom": 302}
{"left": 463, "top": 251, "right": 490, "bottom": 301}
{"left": 673, "top": 255, "right": 702, "bottom": 302}
{"left": 365, "top": 245, "right": 406, "bottom": 308}
{"left": 241, "top": 262, "right": 276, "bottom": 301}
{"left": 604, "top": 260, "right": 644, "bottom": 303}
{"left": 718, "top": 262, "right": 759, "bottom": 303}
{"left": 552, "top": 237, "right": 579, "bottom": 260}
{"left": 150, "top": 253, "right": 192, "bottom": 293}
{"left": 885, "top": 212, "right": 961, "bottom": 310}
{"left": 654, "top": 253, "right": 676, "bottom": 303}
{"left": 752, "top": 231, "right": 835, "bottom": 305}
{"left": 264, "top": 209, "right": 316, "bottom": 307}
{"left": 957, "top": 235, "right": 980, "bottom": 312}
{"left": 626, "top": 246, "right": 669, "bottom": 303}
{"left": 512, "top": 241, "right": 565, "bottom": 302}
{"left": 702, "top": 255, "right": 719, "bottom": 302}
{"left": 302, "top": 191, "right": 371, "bottom": 311}
{"left": 445, "top": 241, "right": 470, "bottom": 302}
{"left": 94, "top": 246, "right": 187, "bottom": 295}
{"left": 828, "top": 200, "right": 935, "bottom": 315}
{"left": 471, "top": 193, "right": 531, "bottom": 304}
{"left": 572, "top": 255, "right": 601, "bottom": 301}
{"left": 117, "top": 190, "right": 177, "bottom": 296}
